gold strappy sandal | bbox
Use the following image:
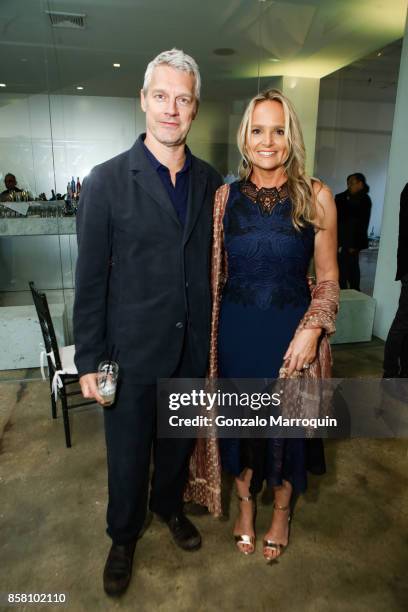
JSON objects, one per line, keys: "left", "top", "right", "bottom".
{"left": 234, "top": 494, "right": 256, "bottom": 556}
{"left": 263, "top": 501, "right": 291, "bottom": 563}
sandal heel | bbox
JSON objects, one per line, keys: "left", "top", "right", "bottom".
{"left": 263, "top": 502, "right": 291, "bottom": 564}
{"left": 234, "top": 494, "right": 256, "bottom": 555}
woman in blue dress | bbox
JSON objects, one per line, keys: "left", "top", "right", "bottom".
{"left": 215, "top": 89, "right": 339, "bottom": 562}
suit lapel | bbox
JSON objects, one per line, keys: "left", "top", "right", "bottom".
{"left": 129, "top": 138, "right": 181, "bottom": 227}
{"left": 183, "top": 158, "right": 207, "bottom": 245}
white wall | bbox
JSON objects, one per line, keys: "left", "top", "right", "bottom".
{"left": 0, "top": 93, "right": 139, "bottom": 198}
{"left": 49, "top": 95, "right": 140, "bottom": 194}
{"left": 315, "top": 99, "right": 395, "bottom": 236}
{"left": 282, "top": 76, "right": 320, "bottom": 177}
{"left": 189, "top": 100, "right": 231, "bottom": 176}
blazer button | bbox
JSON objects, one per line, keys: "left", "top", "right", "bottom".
{"left": 176, "top": 322, "right": 184, "bottom": 329}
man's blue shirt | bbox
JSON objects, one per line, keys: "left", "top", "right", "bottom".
{"left": 142, "top": 137, "right": 191, "bottom": 226}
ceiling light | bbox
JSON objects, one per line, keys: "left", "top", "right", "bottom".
{"left": 113, "top": 63, "right": 121, "bottom": 68}
{"left": 0, "top": 83, "right": 6, "bottom": 87}
{"left": 76, "top": 86, "right": 84, "bottom": 90}
{"left": 21, "top": 58, "right": 28, "bottom": 62}
{"left": 268, "top": 58, "right": 280, "bottom": 62}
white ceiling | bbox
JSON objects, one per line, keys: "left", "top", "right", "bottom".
{"left": 0, "top": 0, "right": 407, "bottom": 102}
{"left": 321, "top": 38, "right": 403, "bottom": 103}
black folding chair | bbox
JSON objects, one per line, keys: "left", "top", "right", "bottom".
{"left": 29, "top": 281, "right": 96, "bottom": 447}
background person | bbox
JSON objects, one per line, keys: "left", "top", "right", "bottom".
{"left": 335, "top": 172, "right": 372, "bottom": 291}
{"left": 383, "top": 183, "right": 408, "bottom": 378}
{"left": 0, "top": 173, "right": 23, "bottom": 201}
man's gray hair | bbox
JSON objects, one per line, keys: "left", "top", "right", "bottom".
{"left": 143, "top": 48, "right": 201, "bottom": 100}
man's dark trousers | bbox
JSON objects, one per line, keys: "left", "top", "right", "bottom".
{"left": 103, "top": 334, "right": 197, "bottom": 545}
{"left": 338, "top": 248, "right": 361, "bottom": 290}
{"left": 384, "top": 274, "right": 408, "bottom": 377}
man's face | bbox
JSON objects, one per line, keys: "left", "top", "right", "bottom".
{"left": 5, "top": 175, "right": 16, "bottom": 190}
{"left": 347, "top": 175, "right": 363, "bottom": 195}
{"left": 141, "top": 65, "right": 198, "bottom": 147}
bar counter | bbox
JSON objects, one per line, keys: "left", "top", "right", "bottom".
{"left": 0, "top": 202, "right": 76, "bottom": 236}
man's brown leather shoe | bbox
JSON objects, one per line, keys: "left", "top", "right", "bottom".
{"left": 103, "top": 541, "right": 136, "bottom": 597}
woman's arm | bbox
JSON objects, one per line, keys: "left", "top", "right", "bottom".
{"left": 283, "top": 182, "right": 338, "bottom": 374}
{"left": 313, "top": 182, "right": 339, "bottom": 284}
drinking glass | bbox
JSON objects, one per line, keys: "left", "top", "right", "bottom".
{"left": 97, "top": 361, "right": 119, "bottom": 406}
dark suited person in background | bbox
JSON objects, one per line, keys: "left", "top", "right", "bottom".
{"left": 0, "top": 173, "right": 23, "bottom": 201}
{"left": 335, "top": 172, "right": 372, "bottom": 291}
{"left": 384, "top": 183, "right": 408, "bottom": 378}
{"left": 73, "top": 48, "right": 222, "bottom": 597}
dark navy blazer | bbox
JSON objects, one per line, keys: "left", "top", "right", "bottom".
{"left": 73, "top": 134, "right": 223, "bottom": 383}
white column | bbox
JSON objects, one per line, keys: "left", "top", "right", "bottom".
{"left": 281, "top": 76, "right": 321, "bottom": 176}
{"left": 373, "top": 13, "right": 408, "bottom": 339}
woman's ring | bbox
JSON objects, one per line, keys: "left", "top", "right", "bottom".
{"left": 303, "top": 363, "right": 310, "bottom": 369}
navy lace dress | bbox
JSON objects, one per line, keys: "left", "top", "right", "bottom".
{"left": 218, "top": 180, "right": 325, "bottom": 495}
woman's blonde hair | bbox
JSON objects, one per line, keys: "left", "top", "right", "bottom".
{"left": 237, "top": 88, "right": 318, "bottom": 229}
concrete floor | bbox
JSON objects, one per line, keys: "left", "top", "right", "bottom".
{"left": 0, "top": 340, "right": 407, "bottom": 612}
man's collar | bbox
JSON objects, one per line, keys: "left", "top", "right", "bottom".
{"left": 141, "top": 133, "right": 191, "bottom": 173}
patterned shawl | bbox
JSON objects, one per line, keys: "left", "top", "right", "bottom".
{"left": 184, "top": 184, "right": 340, "bottom": 516}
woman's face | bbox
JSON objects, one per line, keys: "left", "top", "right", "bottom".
{"left": 247, "top": 100, "right": 288, "bottom": 174}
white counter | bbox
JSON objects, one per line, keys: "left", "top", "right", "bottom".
{"left": 0, "top": 217, "right": 76, "bottom": 236}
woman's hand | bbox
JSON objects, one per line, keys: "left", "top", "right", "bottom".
{"left": 283, "top": 328, "right": 322, "bottom": 376}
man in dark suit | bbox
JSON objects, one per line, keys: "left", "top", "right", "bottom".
{"left": 335, "top": 172, "right": 372, "bottom": 291}
{"left": 73, "top": 49, "right": 222, "bottom": 597}
{"left": 384, "top": 183, "right": 408, "bottom": 377}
